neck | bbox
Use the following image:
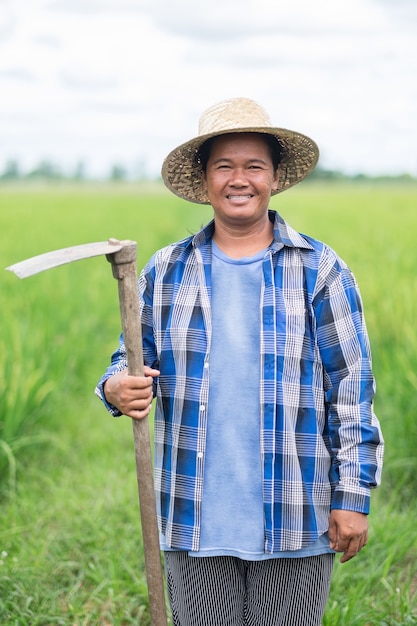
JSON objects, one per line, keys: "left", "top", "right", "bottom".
{"left": 213, "top": 214, "right": 273, "bottom": 259}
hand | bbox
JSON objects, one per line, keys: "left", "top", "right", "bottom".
{"left": 103, "top": 367, "right": 160, "bottom": 420}
{"left": 328, "top": 510, "right": 368, "bottom": 563}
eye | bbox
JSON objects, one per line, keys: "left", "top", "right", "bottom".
{"left": 248, "top": 162, "right": 267, "bottom": 170}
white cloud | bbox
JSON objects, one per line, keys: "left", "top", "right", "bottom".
{"left": 149, "top": 0, "right": 387, "bottom": 40}
{"left": 0, "top": 3, "right": 16, "bottom": 42}
{"left": 46, "top": 0, "right": 148, "bottom": 14}
{"left": 0, "top": 0, "right": 415, "bottom": 177}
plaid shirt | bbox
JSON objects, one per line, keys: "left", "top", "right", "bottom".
{"left": 96, "top": 210, "right": 383, "bottom": 553}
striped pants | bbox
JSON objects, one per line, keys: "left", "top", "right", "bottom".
{"left": 164, "top": 552, "right": 335, "bottom": 626}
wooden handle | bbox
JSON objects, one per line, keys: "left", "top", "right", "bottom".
{"left": 108, "top": 243, "right": 168, "bottom": 626}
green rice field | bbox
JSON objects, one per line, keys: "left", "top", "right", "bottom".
{"left": 0, "top": 181, "right": 416, "bottom": 625}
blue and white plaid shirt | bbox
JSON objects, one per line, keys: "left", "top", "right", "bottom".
{"left": 96, "top": 210, "right": 383, "bottom": 553}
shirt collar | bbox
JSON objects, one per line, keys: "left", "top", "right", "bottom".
{"left": 269, "top": 210, "right": 314, "bottom": 251}
{"left": 191, "top": 210, "right": 314, "bottom": 251}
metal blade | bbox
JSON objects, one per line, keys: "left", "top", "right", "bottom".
{"left": 6, "top": 239, "right": 124, "bottom": 279}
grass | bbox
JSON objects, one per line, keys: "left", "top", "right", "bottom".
{"left": 0, "top": 181, "right": 416, "bottom": 624}
{"left": 0, "top": 410, "right": 151, "bottom": 625}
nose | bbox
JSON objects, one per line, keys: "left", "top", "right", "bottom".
{"left": 229, "top": 167, "right": 248, "bottom": 187}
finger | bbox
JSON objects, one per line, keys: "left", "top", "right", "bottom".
{"left": 124, "top": 375, "right": 156, "bottom": 392}
{"left": 328, "top": 522, "right": 336, "bottom": 547}
{"left": 125, "top": 389, "right": 154, "bottom": 411}
{"left": 329, "top": 526, "right": 347, "bottom": 553}
{"left": 329, "top": 533, "right": 337, "bottom": 551}
{"left": 330, "top": 526, "right": 364, "bottom": 553}
{"left": 339, "top": 544, "right": 357, "bottom": 562}
{"left": 330, "top": 532, "right": 355, "bottom": 557}
{"left": 119, "top": 380, "right": 154, "bottom": 405}
{"left": 358, "top": 531, "right": 368, "bottom": 551}
{"left": 143, "top": 366, "right": 160, "bottom": 378}
{"left": 339, "top": 534, "right": 368, "bottom": 562}
{"left": 129, "top": 403, "right": 152, "bottom": 421}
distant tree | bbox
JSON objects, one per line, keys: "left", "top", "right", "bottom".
{"left": 0, "top": 159, "right": 20, "bottom": 180}
{"left": 73, "top": 161, "right": 86, "bottom": 181}
{"left": 308, "top": 166, "right": 346, "bottom": 181}
{"left": 27, "top": 160, "right": 62, "bottom": 180}
{"left": 109, "top": 164, "right": 127, "bottom": 181}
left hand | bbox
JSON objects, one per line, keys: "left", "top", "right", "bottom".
{"left": 328, "top": 510, "right": 368, "bottom": 563}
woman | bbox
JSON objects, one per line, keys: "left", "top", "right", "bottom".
{"left": 97, "top": 97, "right": 384, "bottom": 626}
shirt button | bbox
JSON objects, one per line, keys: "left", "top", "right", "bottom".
{"left": 197, "top": 452, "right": 204, "bottom": 459}
{"left": 204, "top": 362, "right": 209, "bottom": 369}
{"left": 200, "top": 405, "right": 206, "bottom": 411}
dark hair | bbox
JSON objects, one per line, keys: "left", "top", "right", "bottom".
{"left": 197, "top": 132, "right": 282, "bottom": 173}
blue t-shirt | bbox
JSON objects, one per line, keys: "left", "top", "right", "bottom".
{"left": 162, "top": 242, "right": 332, "bottom": 559}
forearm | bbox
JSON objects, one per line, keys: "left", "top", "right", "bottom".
{"left": 95, "top": 333, "right": 128, "bottom": 415}
{"left": 316, "top": 262, "right": 384, "bottom": 510}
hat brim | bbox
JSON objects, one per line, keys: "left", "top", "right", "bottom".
{"left": 161, "top": 126, "right": 319, "bottom": 205}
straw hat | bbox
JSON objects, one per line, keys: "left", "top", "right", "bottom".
{"left": 161, "top": 97, "right": 319, "bottom": 204}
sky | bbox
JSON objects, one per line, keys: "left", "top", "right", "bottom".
{"left": 0, "top": 0, "right": 416, "bottom": 179}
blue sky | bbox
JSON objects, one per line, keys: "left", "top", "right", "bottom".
{"left": 0, "top": 0, "right": 416, "bottom": 178}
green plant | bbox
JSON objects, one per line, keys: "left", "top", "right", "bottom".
{"left": 0, "top": 181, "right": 416, "bottom": 624}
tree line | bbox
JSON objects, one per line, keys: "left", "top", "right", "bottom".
{"left": 0, "top": 159, "right": 148, "bottom": 182}
{"left": 0, "top": 158, "right": 415, "bottom": 184}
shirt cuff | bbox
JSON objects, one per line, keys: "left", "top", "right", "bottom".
{"left": 95, "top": 377, "right": 122, "bottom": 417}
{"left": 331, "top": 487, "right": 370, "bottom": 515}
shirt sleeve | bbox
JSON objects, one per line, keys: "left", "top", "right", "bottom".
{"left": 139, "top": 260, "right": 159, "bottom": 375}
{"left": 313, "top": 249, "right": 384, "bottom": 514}
{"left": 95, "top": 263, "right": 159, "bottom": 416}
{"left": 94, "top": 334, "right": 128, "bottom": 416}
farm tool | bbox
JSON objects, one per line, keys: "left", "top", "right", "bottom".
{"left": 6, "top": 239, "right": 168, "bottom": 626}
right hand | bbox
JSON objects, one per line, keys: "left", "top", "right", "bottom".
{"left": 103, "top": 367, "right": 160, "bottom": 420}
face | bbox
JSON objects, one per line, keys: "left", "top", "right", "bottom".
{"left": 202, "top": 133, "right": 280, "bottom": 229}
